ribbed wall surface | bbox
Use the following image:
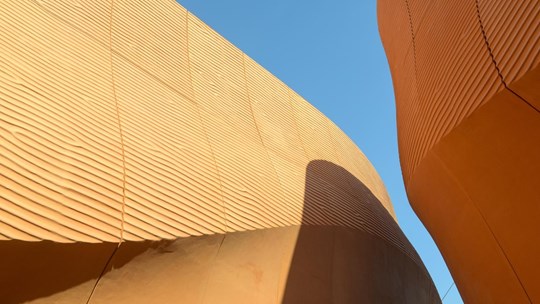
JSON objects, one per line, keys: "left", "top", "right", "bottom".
{"left": 0, "top": 1, "right": 124, "bottom": 243}
{"left": 410, "top": 0, "right": 503, "bottom": 183}
{"left": 0, "top": 0, "right": 439, "bottom": 302}
{"left": 1, "top": 0, "right": 406, "bottom": 241}
{"left": 478, "top": 0, "right": 540, "bottom": 85}
{"left": 377, "top": 0, "right": 418, "bottom": 181}
{"left": 478, "top": 0, "right": 540, "bottom": 112}
{"left": 379, "top": 0, "right": 540, "bottom": 302}
{"left": 380, "top": 0, "right": 504, "bottom": 183}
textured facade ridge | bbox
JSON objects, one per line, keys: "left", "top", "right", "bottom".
{"left": 1, "top": 0, "right": 438, "bottom": 303}
{"left": 379, "top": 0, "right": 540, "bottom": 303}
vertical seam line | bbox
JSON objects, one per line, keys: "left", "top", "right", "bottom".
{"left": 403, "top": 0, "right": 421, "bottom": 187}
{"left": 86, "top": 4, "right": 124, "bottom": 304}
{"left": 185, "top": 11, "right": 230, "bottom": 233}
{"left": 474, "top": 2, "right": 534, "bottom": 301}
{"left": 475, "top": 0, "right": 506, "bottom": 86}
{"left": 404, "top": 0, "right": 419, "bottom": 89}
{"left": 241, "top": 55, "right": 300, "bottom": 225}
{"left": 323, "top": 120, "right": 343, "bottom": 166}
{"left": 286, "top": 89, "right": 311, "bottom": 160}
{"left": 241, "top": 56, "right": 284, "bottom": 178}
{"left": 241, "top": 55, "right": 269, "bottom": 148}
{"left": 108, "top": 0, "right": 126, "bottom": 244}
{"left": 85, "top": 245, "right": 119, "bottom": 304}
{"left": 200, "top": 234, "right": 226, "bottom": 303}
{"left": 475, "top": 0, "right": 540, "bottom": 114}
{"left": 434, "top": 150, "right": 532, "bottom": 303}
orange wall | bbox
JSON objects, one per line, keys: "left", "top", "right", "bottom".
{"left": 0, "top": 0, "right": 396, "bottom": 243}
{"left": 379, "top": 0, "right": 540, "bottom": 302}
{"left": 0, "top": 0, "right": 438, "bottom": 303}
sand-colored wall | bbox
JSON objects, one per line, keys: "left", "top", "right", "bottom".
{"left": 0, "top": 0, "right": 397, "bottom": 243}
{"left": 0, "top": 0, "right": 437, "bottom": 303}
{"left": 379, "top": 0, "right": 540, "bottom": 302}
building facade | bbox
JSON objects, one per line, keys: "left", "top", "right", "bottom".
{"left": 379, "top": 0, "right": 540, "bottom": 302}
{"left": 0, "top": 0, "right": 439, "bottom": 303}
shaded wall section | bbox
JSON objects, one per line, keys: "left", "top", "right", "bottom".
{"left": 281, "top": 160, "right": 437, "bottom": 303}
{"left": 378, "top": 0, "right": 540, "bottom": 302}
{"left": 0, "top": 161, "right": 438, "bottom": 303}
{"left": 0, "top": 0, "right": 437, "bottom": 302}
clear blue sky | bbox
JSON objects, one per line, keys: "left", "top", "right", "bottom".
{"left": 177, "top": 0, "right": 462, "bottom": 302}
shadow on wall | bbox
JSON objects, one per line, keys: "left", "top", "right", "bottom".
{"left": 0, "top": 240, "right": 117, "bottom": 303}
{"left": 0, "top": 160, "right": 438, "bottom": 303}
{"left": 282, "top": 160, "right": 438, "bottom": 303}
{"left": 0, "top": 239, "right": 168, "bottom": 303}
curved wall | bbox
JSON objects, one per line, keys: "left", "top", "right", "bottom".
{"left": 379, "top": 0, "right": 540, "bottom": 302}
{"left": 0, "top": 0, "right": 437, "bottom": 303}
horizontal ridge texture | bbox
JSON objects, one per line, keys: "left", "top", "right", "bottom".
{"left": 478, "top": 0, "right": 540, "bottom": 85}
{"left": 380, "top": 0, "right": 540, "bottom": 302}
{"left": 0, "top": 0, "right": 124, "bottom": 243}
{"left": 0, "top": 0, "right": 420, "bottom": 265}
{"left": 380, "top": 0, "right": 504, "bottom": 183}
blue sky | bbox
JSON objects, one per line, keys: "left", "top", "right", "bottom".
{"left": 177, "top": 0, "right": 462, "bottom": 302}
